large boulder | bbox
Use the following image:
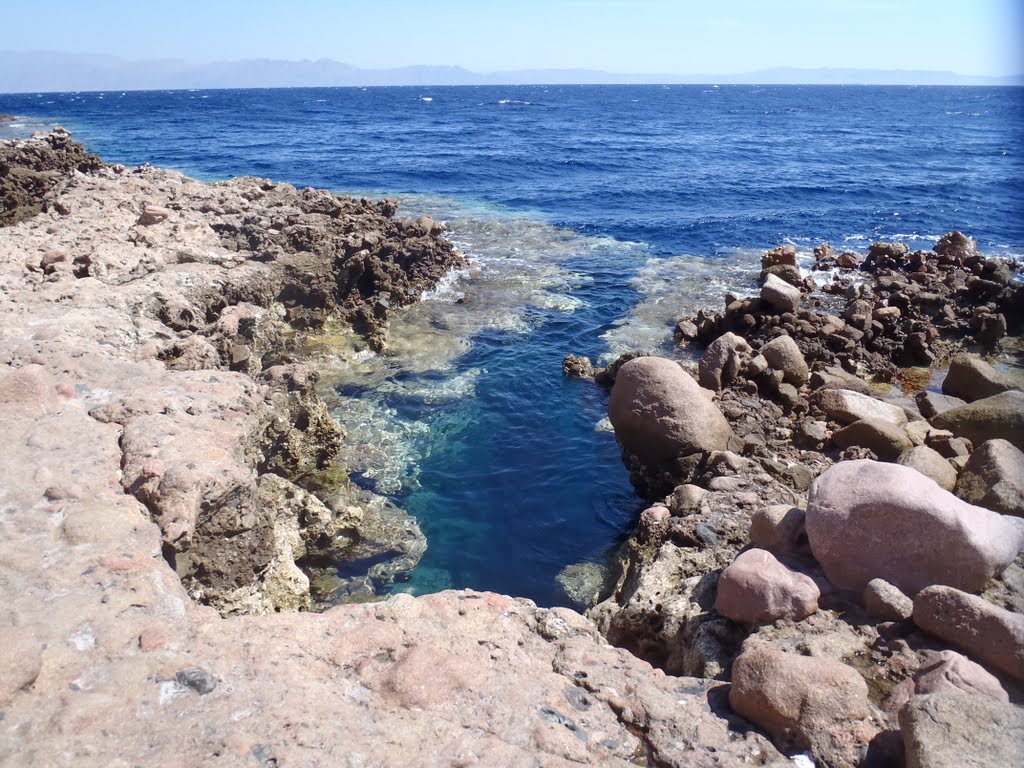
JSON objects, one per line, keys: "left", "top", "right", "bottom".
{"left": 714, "top": 549, "right": 819, "bottom": 624}
{"left": 760, "top": 273, "right": 801, "bottom": 313}
{"left": 608, "top": 356, "right": 733, "bottom": 469}
{"left": 930, "top": 390, "right": 1024, "bottom": 451}
{"left": 729, "top": 643, "right": 871, "bottom": 765}
{"left": 812, "top": 388, "right": 907, "bottom": 426}
{"left": 805, "top": 460, "right": 1023, "bottom": 594}
{"left": 913, "top": 585, "right": 1024, "bottom": 682}
{"left": 760, "top": 336, "right": 808, "bottom": 387}
{"left": 900, "top": 691, "right": 1024, "bottom": 768}
{"left": 941, "top": 354, "right": 1015, "bottom": 403}
{"left": 955, "top": 439, "right": 1024, "bottom": 516}
{"left": 886, "top": 650, "right": 1008, "bottom": 714}
{"left": 698, "top": 332, "right": 752, "bottom": 391}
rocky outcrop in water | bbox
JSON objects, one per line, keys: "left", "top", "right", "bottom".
{"left": 586, "top": 237, "right": 1024, "bottom": 768}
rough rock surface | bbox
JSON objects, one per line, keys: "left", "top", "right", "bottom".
{"left": 941, "top": 353, "right": 1016, "bottom": 402}
{"left": 760, "top": 334, "right": 809, "bottom": 386}
{"left": 729, "top": 643, "right": 874, "bottom": 767}
{"left": 899, "top": 691, "right": 1024, "bottom": 768}
{"left": 914, "top": 585, "right": 1024, "bottom": 682}
{"left": 955, "top": 438, "right": 1024, "bottom": 516}
{"left": 698, "top": 331, "right": 751, "bottom": 391}
{"left": 715, "top": 548, "right": 819, "bottom": 624}
{"left": 885, "top": 649, "right": 1009, "bottom": 713}
{"left": 0, "top": 132, "right": 791, "bottom": 767}
{"left": 806, "top": 460, "right": 1023, "bottom": 594}
{"left": 608, "top": 356, "right": 734, "bottom": 495}
{"left": 897, "top": 444, "right": 958, "bottom": 491}
{"left": 931, "top": 389, "right": 1024, "bottom": 451}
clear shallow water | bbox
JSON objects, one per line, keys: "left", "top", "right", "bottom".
{"left": 3, "top": 85, "right": 1022, "bottom": 605}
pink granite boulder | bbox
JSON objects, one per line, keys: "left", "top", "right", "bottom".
{"left": 885, "top": 649, "right": 1008, "bottom": 716}
{"left": 805, "top": 460, "right": 1023, "bottom": 594}
{"left": 608, "top": 356, "right": 733, "bottom": 467}
{"left": 913, "top": 585, "right": 1024, "bottom": 682}
{"left": 715, "top": 549, "right": 819, "bottom": 624}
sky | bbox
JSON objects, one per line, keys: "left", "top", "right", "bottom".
{"left": 3, "top": 0, "right": 1021, "bottom": 76}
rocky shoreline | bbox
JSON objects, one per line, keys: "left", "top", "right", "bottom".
{"left": 1, "top": 129, "right": 1022, "bottom": 766}
{"left": 567, "top": 233, "right": 1024, "bottom": 765}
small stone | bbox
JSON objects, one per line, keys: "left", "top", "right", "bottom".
{"left": 138, "top": 204, "right": 172, "bottom": 225}
{"left": 749, "top": 505, "right": 807, "bottom": 554}
{"left": 941, "top": 353, "right": 1015, "bottom": 403}
{"left": 896, "top": 445, "right": 957, "bottom": 491}
{"left": 761, "top": 273, "right": 801, "bottom": 313}
{"left": 176, "top": 667, "right": 217, "bottom": 695}
{"left": 863, "top": 578, "right": 913, "bottom": 621}
{"left": 715, "top": 549, "right": 819, "bottom": 624}
{"left": 666, "top": 484, "right": 706, "bottom": 515}
{"left": 0, "top": 627, "right": 43, "bottom": 706}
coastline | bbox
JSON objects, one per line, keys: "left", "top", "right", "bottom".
{"left": 1, "top": 129, "right": 1022, "bottom": 766}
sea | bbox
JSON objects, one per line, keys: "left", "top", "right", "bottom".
{"left": 2, "top": 84, "right": 1022, "bottom": 606}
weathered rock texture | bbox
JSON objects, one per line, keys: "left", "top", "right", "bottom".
{"left": 0, "top": 132, "right": 790, "bottom": 767}
{"left": 806, "top": 460, "right": 1023, "bottom": 594}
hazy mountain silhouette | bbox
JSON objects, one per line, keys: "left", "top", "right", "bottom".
{"left": 1, "top": 51, "right": 1020, "bottom": 92}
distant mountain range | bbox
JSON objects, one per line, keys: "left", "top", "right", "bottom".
{"left": 1, "top": 51, "right": 1020, "bottom": 92}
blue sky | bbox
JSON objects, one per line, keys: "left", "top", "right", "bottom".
{"left": 4, "top": 0, "right": 1021, "bottom": 76}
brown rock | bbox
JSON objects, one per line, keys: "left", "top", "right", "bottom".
{"left": 900, "top": 691, "right": 1024, "bottom": 768}
{"left": 863, "top": 578, "right": 913, "bottom": 621}
{"left": 760, "top": 335, "right": 808, "bottom": 387}
{"left": 955, "top": 438, "right": 1024, "bottom": 516}
{"left": 729, "top": 643, "right": 872, "bottom": 763}
{"left": 931, "top": 390, "right": 1024, "bottom": 451}
{"left": 914, "top": 585, "right": 1024, "bottom": 682}
{"left": 762, "top": 244, "right": 797, "bottom": 269}
{"left": 749, "top": 505, "right": 806, "bottom": 554}
{"left": 715, "top": 549, "right": 819, "bottom": 624}
{"left": 698, "top": 332, "right": 752, "bottom": 391}
{"left": 942, "top": 353, "right": 1015, "bottom": 403}
{"left": 897, "top": 445, "right": 957, "bottom": 491}
{"left": 813, "top": 388, "right": 908, "bottom": 426}
{"left": 608, "top": 356, "right": 734, "bottom": 468}
{"left": 832, "top": 418, "right": 913, "bottom": 461}
{"left": 806, "top": 460, "right": 1024, "bottom": 594}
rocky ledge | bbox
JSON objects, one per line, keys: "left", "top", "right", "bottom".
{"left": 566, "top": 237, "right": 1024, "bottom": 766}
{"left": 1, "top": 131, "right": 797, "bottom": 767}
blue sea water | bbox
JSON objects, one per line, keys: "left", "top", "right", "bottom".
{"left": 3, "top": 85, "right": 1022, "bottom": 605}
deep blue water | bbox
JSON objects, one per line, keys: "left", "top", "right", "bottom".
{"left": 3, "top": 85, "right": 1022, "bottom": 605}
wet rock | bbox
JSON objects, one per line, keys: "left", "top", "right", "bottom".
{"left": 805, "top": 460, "right": 1024, "bottom": 594}
{"left": 930, "top": 390, "right": 1024, "bottom": 451}
{"left": 933, "top": 229, "right": 979, "bottom": 266}
{"left": 914, "top": 390, "right": 966, "bottom": 419}
{"left": 900, "top": 691, "right": 1024, "bottom": 768}
{"left": 863, "top": 578, "right": 913, "bottom": 621}
{"left": 715, "top": 549, "right": 819, "bottom": 624}
{"left": 729, "top": 643, "right": 872, "bottom": 766}
{"left": 955, "top": 438, "right": 1024, "bottom": 516}
{"left": 762, "top": 244, "right": 797, "bottom": 269}
{"left": 555, "top": 562, "right": 608, "bottom": 609}
{"left": 760, "top": 335, "right": 808, "bottom": 387}
{"left": 832, "top": 418, "right": 913, "bottom": 460}
{"left": 914, "top": 585, "right": 1024, "bottom": 682}
{"left": 812, "top": 388, "right": 907, "bottom": 426}
{"left": 561, "top": 354, "right": 593, "bottom": 379}
{"left": 749, "top": 505, "right": 806, "bottom": 554}
{"left": 941, "top": 353, "right": 1016, "bottom": 403}
{"left": 896, "top": 445, "right": 957, "bottom": 491}
{"left": 698, "top": 332, "right": 752, "bottom": 391}
{"left": 608, "top": 356, "right": 733, "bottom": 489}
{"left": 760, "top": 273, "right": 801, "bottom": 313}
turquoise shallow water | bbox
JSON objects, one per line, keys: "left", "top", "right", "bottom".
{"left": 3, "top": 84, "right": 1021, "bottom": 604}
